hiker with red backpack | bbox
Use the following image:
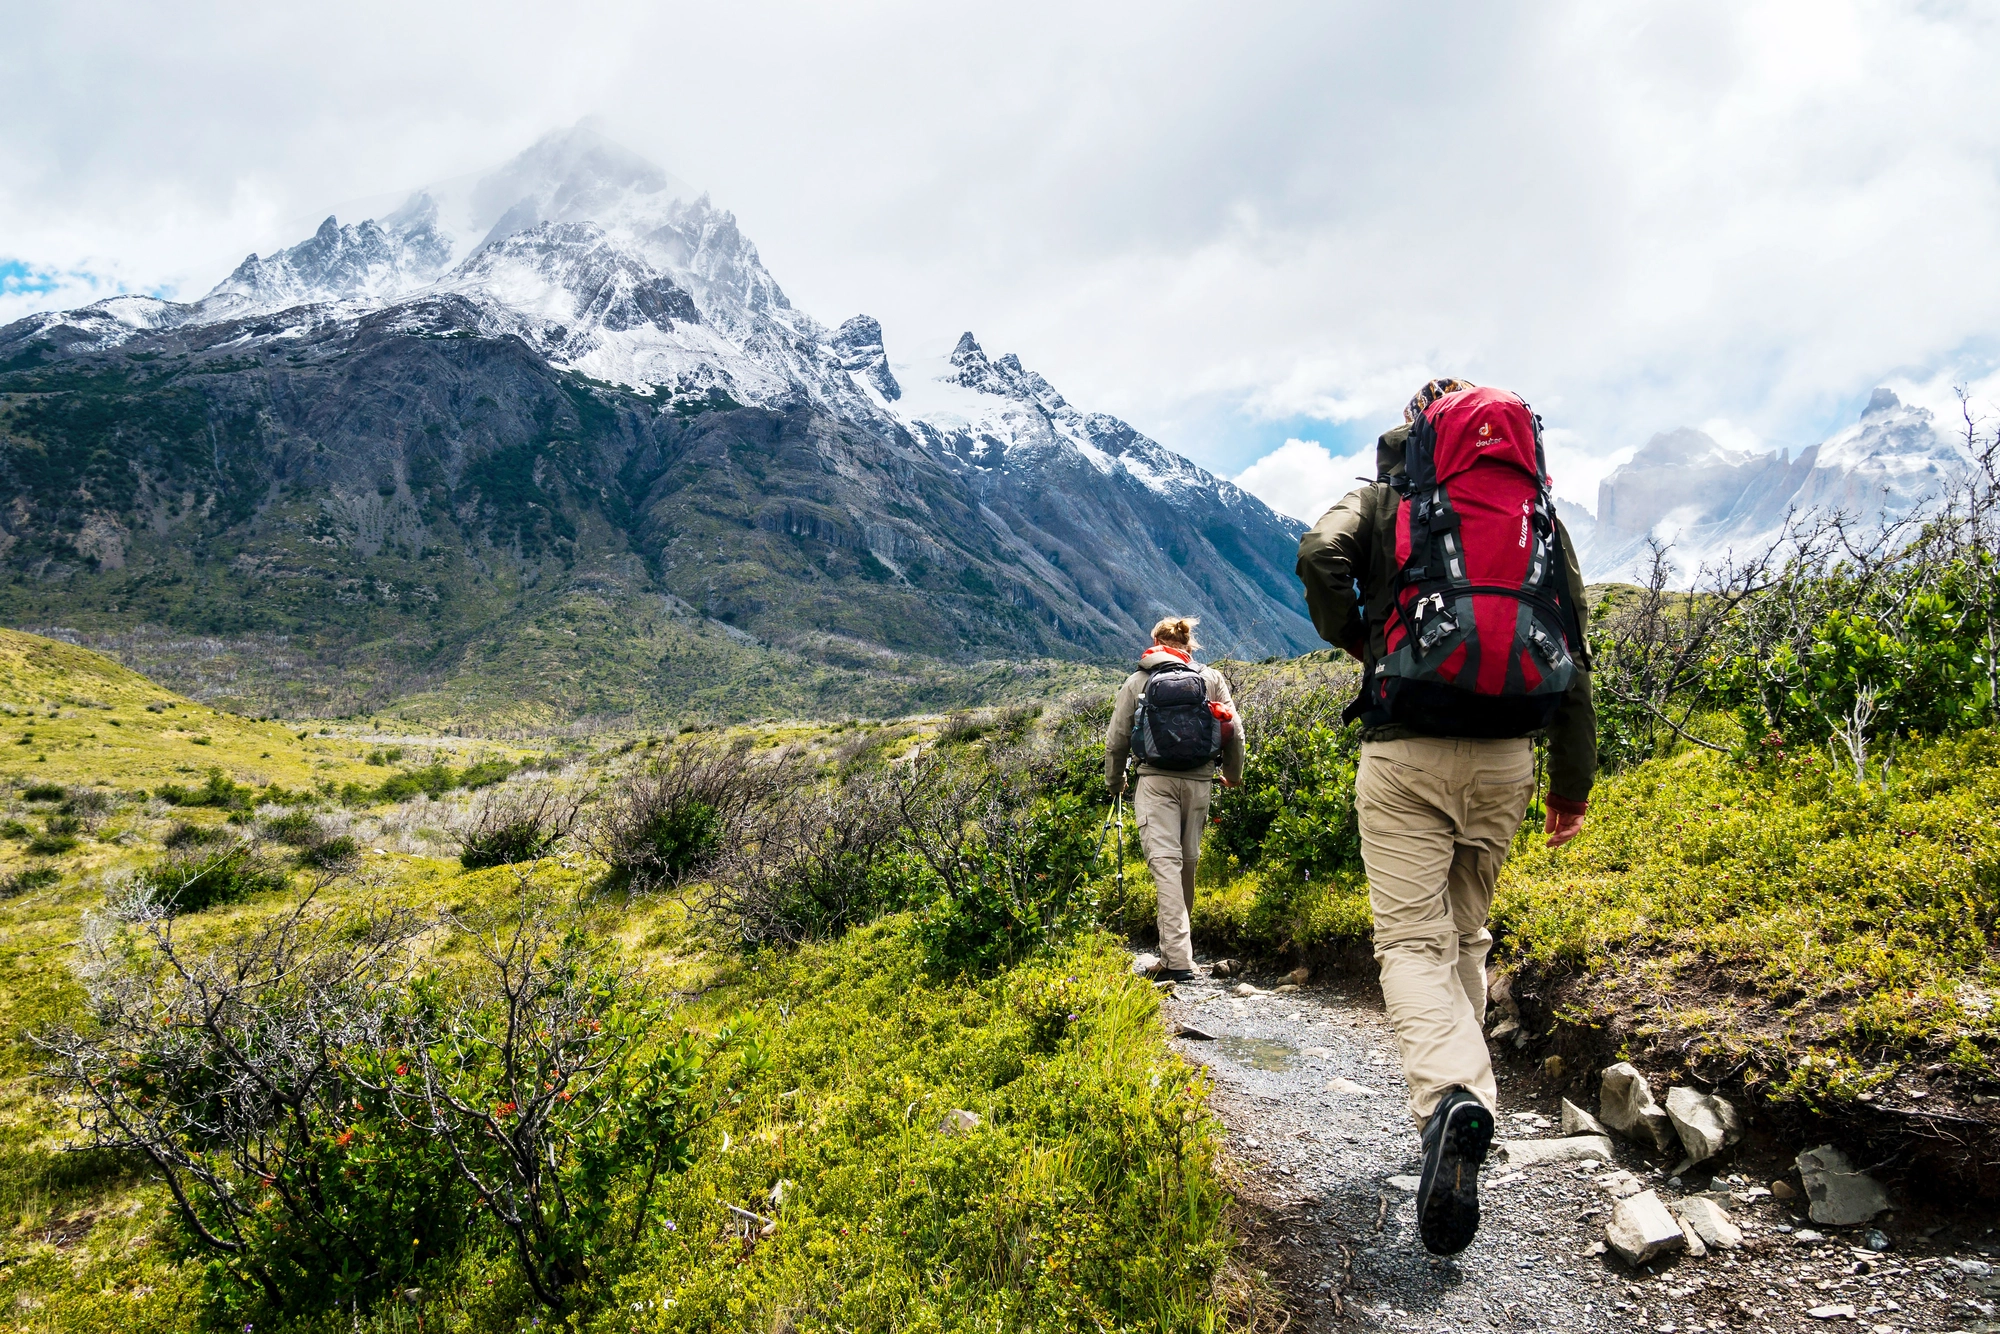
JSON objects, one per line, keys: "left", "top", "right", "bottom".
{"left": 1296, "top": 378, "right": 1596, "bottom": 1258}
{"left": 1103, "top": 616, "right": 1246, "bottom": 984}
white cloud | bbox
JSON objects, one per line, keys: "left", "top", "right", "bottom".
{"left": 1232, "top": 439, "right": 1371, "bottom": 525}
{"left": 2, "top": 1, "right": 1998, "bottom": 480}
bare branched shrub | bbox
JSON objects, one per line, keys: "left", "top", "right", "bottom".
{"left": 58, "top": 787, "right": 115, "bottom": 831}
{"left": 586, "top": 740, "right": 797, "bottom": 892}
{"left": 41, "top": 895, "right": 440, "bottom": 1309}
{"left": 42, "top": 881, "right": 732, "bottom": 1318}
{"left": 356, "top": 891, "right": 728, "bottom": 1311}
{"left": 457, "top": 782, "right": 580, "bottom": 869}
{"left": 696, "top": 771, "right": 907, "bottom": 945}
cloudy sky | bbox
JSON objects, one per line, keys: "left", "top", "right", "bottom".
{"left": 4, "top": 1, "right": 1998, "bottom": 520}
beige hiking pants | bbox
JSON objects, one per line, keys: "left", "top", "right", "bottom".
{"left": 1134, "top": 773, "right": 1212, "bottom": 971}
{"left": 1355, "top": 735, "right": 1534, "bottom": 1124}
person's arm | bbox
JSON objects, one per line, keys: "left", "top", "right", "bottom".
{"left": 1210, "top": 670, "right": 1246, "bottom": 786}
{"left": 1295, "top": 485, "right": 1381, "bottom": 656}
{"left": 1544, "top": 517, "right": 1597, "bottom": 848}
{"left": 1104, "top": 673, "right": 1141, "bottom": 799}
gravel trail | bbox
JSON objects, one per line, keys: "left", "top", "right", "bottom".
{"left": 1161, "top": 964, "right": 1999, "bottom": 1333}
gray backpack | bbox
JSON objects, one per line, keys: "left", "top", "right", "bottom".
{"left": 1130, "top": 664, "right": 1221, "bottom": 771}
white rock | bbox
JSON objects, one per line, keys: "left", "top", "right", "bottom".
{"left": 1796, "top": 1145, "right": 1891, "bottom": 1225}
{"left": 940, "top": 1108, "right": 981, "bottom": 1135}
{"left": 1302, "top": 1046, "right": 1333, "bottom": 1059}
{"left": 1596, "top": 1169, "right": 1643, "bottom": 1198}
{"left": 1665, "top": 1086, "right": 1742, "bottom": 1165}
{"left": 1599, "top": 1062, "right": 1677, "bottom": 1153}
{"left": 1677, "top": 1213, "right": 1708, "bottom": 1258}
{"left": 1326, "top": 1077, "right": 1378, "bottom": 1096}
{"left": 1285, "top": 966, "right": 1311, "bottom": 985}
{"left": 1561, "top": 1098, "right": 1610, "bottom": 1137}
{"left": 1605, "top": 1189, "right": 1686, "bottom": 1266}
{"left": 1386, "top": 1174, "right": 1421, "bottom": 1192}
{"left": 1674, "top": 1196, "right": 1744, "bottom": 1250}
{"left": 1806, "top": 1303, "right": 1856, "bottom": 1320}
{"left": 1130, "top": 952, "right": 1161, "bottom": 975}
{"left": 1499, "top": 1135, "right": 1617, "bottom": 1168}
{"left": 1231, "top": 982, "right": 1262, "bottom": 998}
{"left": 1489, "top": 1018, "right": 1521, "bottom": 1041}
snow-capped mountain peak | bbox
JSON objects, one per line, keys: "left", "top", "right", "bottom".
{"left": 1572, "top": 387, "right": 1967, "bottom": 581}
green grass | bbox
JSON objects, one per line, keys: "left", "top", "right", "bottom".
{"left": 1496, "top": 731, "right": 2000, "bottom": 1105}
{"left": 0, "top": 638, "right": 1240, "bottom": 1332}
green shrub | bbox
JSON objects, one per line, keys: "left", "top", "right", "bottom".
{"left": 0, "top": 866, "right": 60, "bottom": 896}
{"left": 458, "top": 785, "right": 577, "bottom": 870}
{"left": 1, "top": 819, "right": 28, "bottom": 839}
{"left": 295, "top": 834, "right": 359, "bottom": 871}
{"left": 258, "top": 808, "right": 321, "bottom": 846}
{"left": 22, "top": 782, "right": 64, "bottom": 802}
{"left": 163, "top": 820, "right": 233, "bottom": 850}
{"left": 154, "top": 768, "right": 252, "bottom": 810}
{"left": 906, "top": 778, "right": 1099, "bottom": 975}
{"left": 135, "top": 845, "right": 288, "bottom": 914}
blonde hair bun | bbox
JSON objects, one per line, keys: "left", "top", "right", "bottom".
{"left": 1151, "top": 616, "right": 1201, "bottom": 651}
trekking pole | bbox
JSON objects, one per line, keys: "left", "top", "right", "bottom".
{"left": 1114, "top": 788, "right": 1126, "bottom": 897}
{"left": 1100, "top": 787, "right": 1126, "bottom": 896}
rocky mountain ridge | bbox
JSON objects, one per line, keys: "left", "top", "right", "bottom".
{"left": 0, "top": 125, "right": 1313, "bottom": 723}
{"left": 1566, "top": 388, "right": 1965, "bottom": 581}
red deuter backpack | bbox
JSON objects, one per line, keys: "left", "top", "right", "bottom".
{"left": 1356, "top": 386, "right": 1582, "bottom": 737}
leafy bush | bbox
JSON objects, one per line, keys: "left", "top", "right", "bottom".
{"left": 163, "top": 820, "right": 233, "bottom": 850}
{"left": 22, "top": 781, "right": 65, "bottom": 802}
{"left": 0, "top": 819, "right": 28, "bottom": 838}
{"left": 457, "top": 783, "right": 578, "bottom": 869}
{"left": 0, "top": 866, "right": 60, "bottom": 897}
{"left": 343, "top": 757, "right": 522, "bottom": 807}
{"left": 898, "top": 757, "right": 1100, "bottom": 974}
{"left": 588, "top": 740, "right": 794, "bottom": 892}
{"left": 27, "top": 818, "right": 79, "bottom": 856}
{"left": 135, "top": 845, "right": 289, "bottom": 914}
{"left": 696, "top": 772, "right": 913, "bottom": 945}
{"left": 43, "top": 891, "right": 739, "bottom": 1320}
{"left": 295, "top": 834, "right": 359, "bottom": 872}
{"left": 154, "top": 768, "right": 253, "bottom": 810}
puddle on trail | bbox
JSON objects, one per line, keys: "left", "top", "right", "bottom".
{"left": 1212, "top": 1035, "right": 1298, "bottom": 1071}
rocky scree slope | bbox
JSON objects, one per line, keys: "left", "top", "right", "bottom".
{"left": 0, "top": 125, "right": 1312, "bottom": 721}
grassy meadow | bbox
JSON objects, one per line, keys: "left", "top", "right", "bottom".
{"left": 0, "top": 629, "right": 1236, "bottom": 1334}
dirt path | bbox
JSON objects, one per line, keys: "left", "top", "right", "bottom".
{"left": 1160, "top": 962, "right": 1999, "bottom": 1333}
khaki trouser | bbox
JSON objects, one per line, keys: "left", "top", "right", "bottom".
{"left": 1355, "top": 735, "right": 1535, "bottom": 1123}
{"left": 1134, "top": 773, "right": 1212, "bottom": 971}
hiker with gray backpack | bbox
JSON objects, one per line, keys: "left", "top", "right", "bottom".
{"left": 1103, "top": 616, "right": 1246, "bottom": 984}
{"left": 1297, "top": 378, "right": 1596, "bottom": 1258}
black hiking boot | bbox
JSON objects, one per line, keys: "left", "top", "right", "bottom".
{"left": 1158, "top": 967, "right": 1199, "bottom": 983}
{"left": 1416, "top": 1088, "right": 1492, "bottom": 1256}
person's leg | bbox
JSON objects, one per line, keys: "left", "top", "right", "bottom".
{"left": 1356, "top": 738, "right": 1497, "bottom": 1122}
{"left": 1447, "top": 843, "right": 1495, "bottom": 1026}
{"left": 1178, "top": 775, "right": 1212, "bottom": 917}
{"left": 1446, "top": 740, "right": 1536, "bottom": 1028}
{"left": 1135, "top": 775, "right": 1196, "bottom": 970}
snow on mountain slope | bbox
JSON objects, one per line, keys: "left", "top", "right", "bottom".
{"left": 894, "top": 332, "right": 1245, "bottom": 506}
{"left": 1575, "top": 388, "right": 1964, "bottom": 582}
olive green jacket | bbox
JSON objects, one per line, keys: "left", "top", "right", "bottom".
{"left": 1294, "top": 424, "right": 1598, "bottom": 809}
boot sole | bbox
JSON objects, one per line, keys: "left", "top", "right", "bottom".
{"left": 1418, "top": 1099, "right": 1492, "bottom": 1256}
